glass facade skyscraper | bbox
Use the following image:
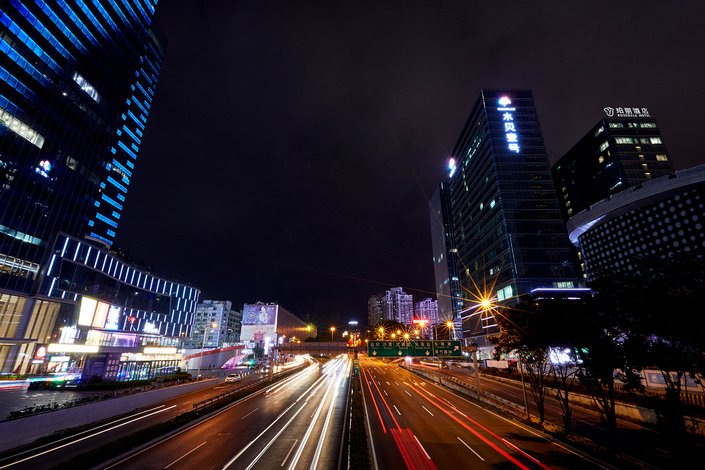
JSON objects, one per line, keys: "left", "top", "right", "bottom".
{"left": 0, "top": 2, "right": 194, "bottom": 377}
{"left": 1, "top": 1, "right": 164, "bottom": 294}
{"left": 444, "top": 89, "right": 578, "bottom": 347}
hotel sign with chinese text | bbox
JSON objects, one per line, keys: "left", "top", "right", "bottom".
{"left": 367, "top": 340, "right": 462, "bottom": 357}
{"left": 603, "top": 106, "right": 650, "bottom": 118}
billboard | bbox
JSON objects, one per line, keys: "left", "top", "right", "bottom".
{"left": 241, "top": 304, "right": 278, "bottom": 343}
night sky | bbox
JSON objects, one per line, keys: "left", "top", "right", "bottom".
{"left": 115, "top": 1, "right": 705, "bottom": 328}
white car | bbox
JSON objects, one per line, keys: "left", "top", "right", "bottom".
{"left": 225, "top": 374, "right": 241, "bottom": 383}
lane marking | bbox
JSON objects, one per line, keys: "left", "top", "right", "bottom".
{"left": 0, "top": 405, "right": 176, "bottom": 469}
{"left": 165, "top": 441, "right": 207, "bottom": 468}
{"left": 404, "top": 390, "right": 412, "bottom": 397}
{"left": 383, "top": 390, "right": 388, "bottom": 396}
{"left": 421, "top": 405, "right": 434, "bottom": 416}
{"left": 281, "top": 439, "right": 298, "bottom": 467}
{"left": 393, "top": 405, "right": 401, "bottom": 416}
{"left": 412, "top": 434, "right": 431, "bottom": 460}
{"left": 240, "top": 408, "right": 259, "bottom": 420}
{"left": 457, "top": 436, "right": 485, "bottom": 461}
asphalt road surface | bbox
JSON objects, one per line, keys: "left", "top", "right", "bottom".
{"left": 102, "top": 355, "right": 350, "bottom": 470}
{"left": 361, "top": 357, "right": 610, "bottom": 469}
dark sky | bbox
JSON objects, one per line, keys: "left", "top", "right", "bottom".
{"left": 115, "top": 1, "right": 705, "bottom": 328}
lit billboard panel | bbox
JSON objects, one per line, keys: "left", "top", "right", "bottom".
{"left": 241, "top": 304, "right": 278, "bottom": 343}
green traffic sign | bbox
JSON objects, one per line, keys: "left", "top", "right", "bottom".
{"left": 367, "top": 340, "right": 462, "bottom": 358}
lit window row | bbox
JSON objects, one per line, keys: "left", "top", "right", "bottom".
{"left": 13, "top": 0, "right": 73, "bottom": 60}
{"left": 0, "top": 106, "right": 45, "bottom": 148}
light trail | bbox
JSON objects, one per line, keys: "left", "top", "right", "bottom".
{"left": 310, "top": 358, "right": 350, "bottom": 470}
{"left": 223, "top": 373, "right": 328, "bottom": 469}
{"left": 287, "top": 357, "right": 345, "bottom": 470}
{"left": 0, "top": 405, "right": 176, "bottom": 469}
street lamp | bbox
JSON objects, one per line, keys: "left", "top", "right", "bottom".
{"left": 378, "top": 327, "right": 384, "bottom": 339}
{"left": 330, "top": 326, "right": 336, "bottom": 341}
{"left": 196, "top": 321, "right": 218, "bottom": 380}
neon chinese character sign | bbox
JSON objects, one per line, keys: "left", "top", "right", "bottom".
{"left": 497, "top": 96, "right": 520, "bottom": 154}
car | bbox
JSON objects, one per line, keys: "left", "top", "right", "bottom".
{"left": 225, "top": 374, "right": 241, "bottom": 383}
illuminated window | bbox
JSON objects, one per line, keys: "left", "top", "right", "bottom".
{"left": 615, "top": 137, "right": 634, "bottom": 144}
{"left": 608, "top": 122, "right": 624, "bottom": 128}
{"left": 73, "top": 72, "right": 100, "bottom": 103}
{"left": 650, "top": 137, "right": 663, "bottom": 144}
{"left": 656, "top": 154, "right": 669, "bottom": 162}
{"left": 594, "top": 126, "right": 604, "bottom": 137}
{"left": 599, "top": 141, "right": 609, "bottom": 152}
{"left": 0, "top": 108, "right": 45, "bottom": 148}
{"left": 598, "top": 156, "right": 604, "bottom": 164}
{"left": 640, "top": 122, "right": 657, "bottom": 128}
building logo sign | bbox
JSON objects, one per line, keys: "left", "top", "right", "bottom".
{"left": 497, "top": 96, "right": 520, "bottom": 153}
{"left": 603, "top": 106, "right": 650, "bottom": 118}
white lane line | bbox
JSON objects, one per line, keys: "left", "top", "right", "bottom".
{"left": 165, "top": 441, "right": 207, "bottom": 468}
{"left": 457, "top": 437, "right": 484, "bottom": 461}
{"left": 223, "top": 375, "right": 327, "bottom": 469}
{"left": 386, "top": 382, "right": 391, "bottom": 385}
{"left": 280, "top": 439, "right": 299, "bottom": 467}
{"left": 240, "top": 408, "right": 259, "bottom": 420}
{"left": 393, "top": 405, "right": 401, "bottom": 416}
{"left": 0, "top": 405, "right": 176, "bottom": 469}
{"left": 404, "top": 390, "right": 412, "bottom": 397}
{"left": 383, "top": 390, "right": 388, "bottom": 396}
{"left": 421, "top": 405, "right": 434, "bottom": 416}
{"left": 413, "top": 435, "right": 431, "bottom": 460}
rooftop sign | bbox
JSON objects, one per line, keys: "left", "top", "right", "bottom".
{"left": 603, "top": 106, "right": 650, "bottom": 118}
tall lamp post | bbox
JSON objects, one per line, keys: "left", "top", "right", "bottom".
{"left": 196, "top": 321, "right": 218, "bottom": 380}
{"left": 330, "top": 326, "right": 336, "bottom": 341}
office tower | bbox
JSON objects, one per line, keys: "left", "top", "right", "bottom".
{"left": 384, "top": 287, "right": 413, "bottom": 325}
{"left": 0, "top": 2, "right": 185, "bottom": 377}
{"left": 430, "top": 182, "right": 463, "bottom": 337}
{"left": 553, "top": 106, "right": 674, "bottom": 222}
{"left": 444, "top": 89, "right": 578, "bottom": 348}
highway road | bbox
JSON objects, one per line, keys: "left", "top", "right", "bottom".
{"left": 101, "top": 354, "right": 350, "bottom": 470}
{"left": 412, "top": 362, "right": 679, "bottom": 468}
{"left": 0, "top": 361, "right": 306, "bottom": 469}
{"left": 361, "top": 357, "right": 609, "bottom": 470}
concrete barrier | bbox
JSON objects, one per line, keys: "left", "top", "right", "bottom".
{"left": 0, "top": 379, "right": 217, "bottom": 452}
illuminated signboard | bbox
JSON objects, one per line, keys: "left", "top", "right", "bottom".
{"left": 603, "top": 106, "right": 650, "bottom": 118}
{"left": 104, "top": 305, "right": 121, "bottom": 330}
{"left": 497, "top": 96, "right": 520, "bottom": 154}
{"left": 448, "top": 158, "right": 457, "bottom": 177}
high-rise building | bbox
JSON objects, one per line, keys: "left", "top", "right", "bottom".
{"left": 0, "top": 2, "right": 186, "bottom": 377}
{"left": 384, "top": 287, "right": 413, "bottom": 326}
{"left": 553, "top": 107, "right": 674, "bottom": 222}
{"left": 414, "top": 298, "right": 439, "bottom": 325}
{"left": 430, "top": 182, "right": 463, "bottom": 334}
{"left": 185, "top": 300, "right": 241, "bottom": 349}
{"left": 367, "top": 294, "right": 384, "bottom": 326}
{"left": 443, "top": 89, "right": 579, "bottom": 348}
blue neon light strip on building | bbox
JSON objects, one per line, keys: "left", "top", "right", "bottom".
{"left": 11, "top": 0, "right": 73, "bottom": 60}
{"left": 73, "top": 0, "right": 110, "bottom": 40}
{"left": 111, "top": 159, "right": 133, "bottom": 177}
{"left": 0, "top": 38, "right": 53, "bottom": 87}
{"left": 95, "top": 212, "right": 118, "bottom": 228}
{"left": 0, "top": 11, "right": 63, "bottom": 74}
{"left": 35, "top": 0, "right": 88, "bottom": 55}
{"left": 56, "top": 0, "right": 100, "bottom": 47}
{"left": 101, "top": 193, "right": 123, "bottom": 210}
{"left": 107, "top": 175, "right": 128, "bottom": 193}
{"left": 117, "top": 140, "right": 137, "bottom": 159}
{"left": 0, "top": 65, "right": 37, "bottom": 102}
